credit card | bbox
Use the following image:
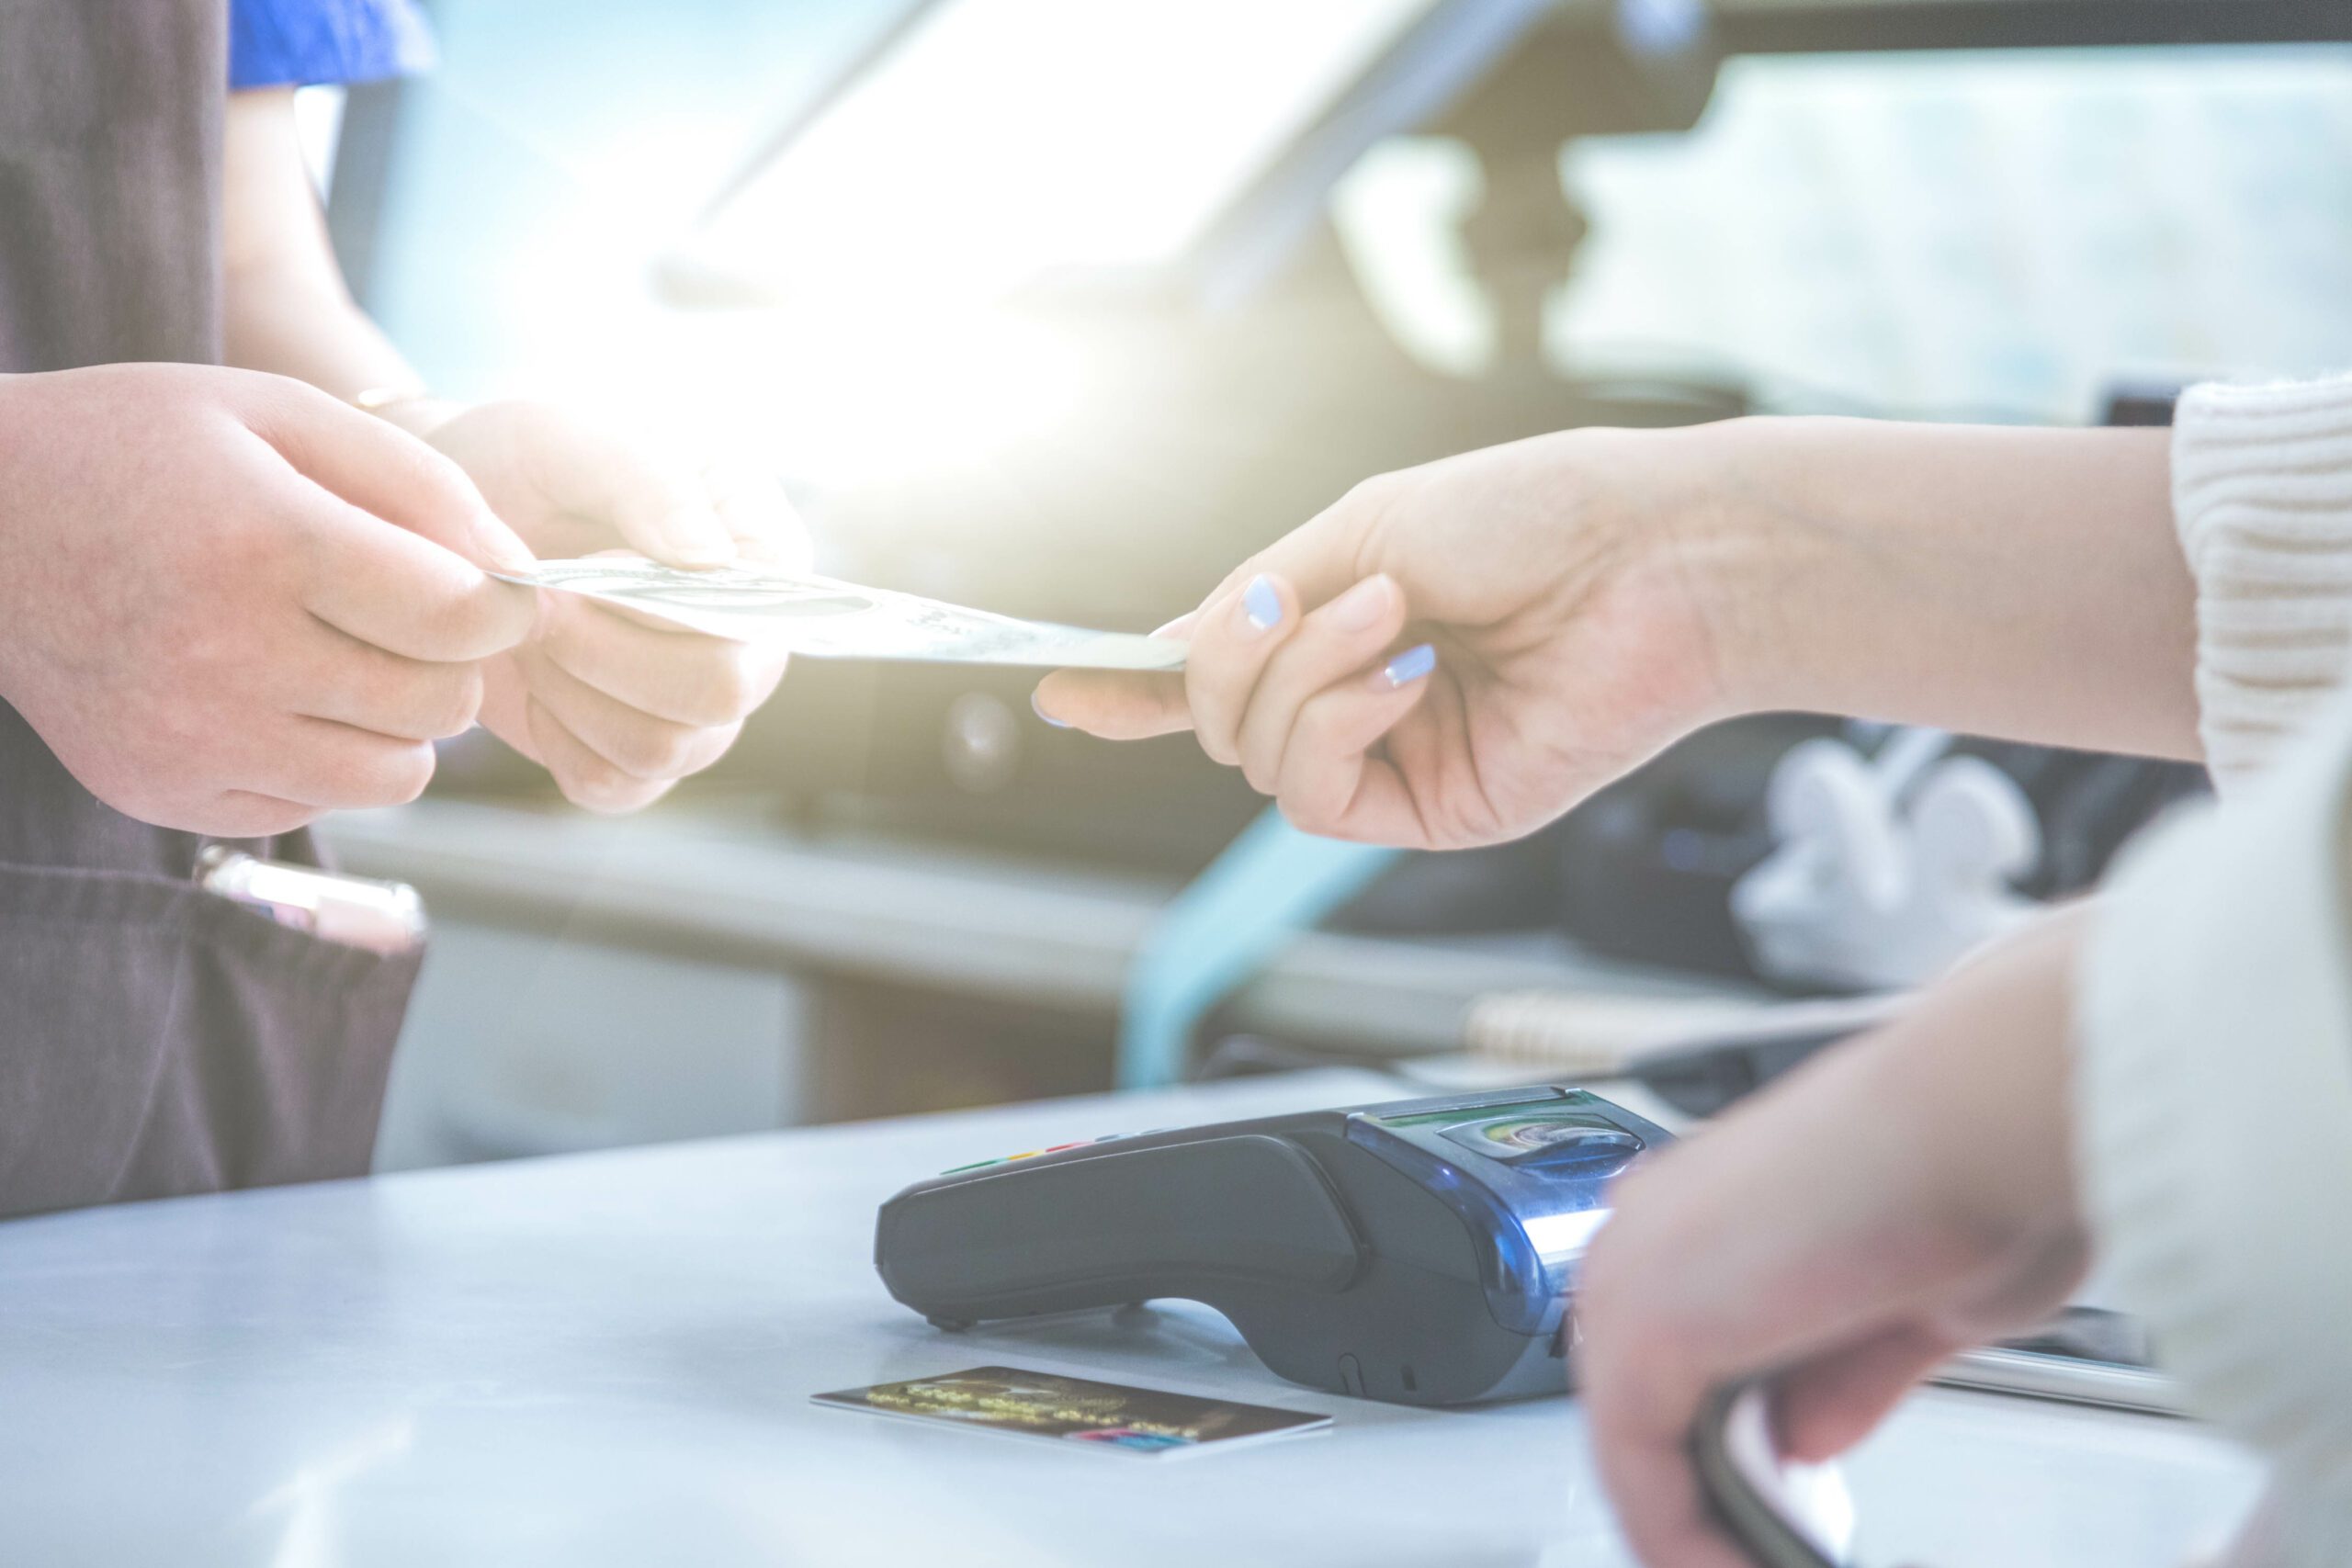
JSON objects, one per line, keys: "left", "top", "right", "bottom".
{"left": 812, "top": 1366, "right": 1330, "bottom": 1456}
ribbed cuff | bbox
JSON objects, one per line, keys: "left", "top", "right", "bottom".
{"left": 2173, "top": 378, "right": 2352, "bottom": 794}
{"left": 2076, "top": 688, "right": 2352, "bottom": 1564}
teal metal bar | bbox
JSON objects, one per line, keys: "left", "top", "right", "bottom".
{"left": 1115, "top": 807, "right": 1401, "bottom": 1090}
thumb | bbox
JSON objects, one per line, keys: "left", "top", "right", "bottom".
{"left": 253, "top": 382, "right": 536, "bottom": 572}
{"left": 506, "top": 408, "right": 734, "bottom": 569}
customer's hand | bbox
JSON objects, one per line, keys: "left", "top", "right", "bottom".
{"left": 1037, "top": 416, "right": 2201, "bottom": 848}
{"left": 0, "top": 364, "right": 537, "bottom": 838}
{"left": 1033, "top": 428, "right": 1743, "bottom": 848}
{"left": 413, "top": 400, "right": 807, "bottom": 813}
{"left": 1575, "top": 914, "right": 2090, "bottom": 1567}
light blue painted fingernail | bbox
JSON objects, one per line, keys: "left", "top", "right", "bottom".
{"left": 1383, "top": 643, "right": 1437, "bottom": 688}
{"left": 1031, "top": 691, "right": 1072, "bottom": 728}
{"left": 1242, "top": 575, "right": 1283, "bottom": 631}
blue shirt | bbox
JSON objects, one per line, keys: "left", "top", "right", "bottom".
{"left": 230, "top": 0, "right": 435, "bottom": 91}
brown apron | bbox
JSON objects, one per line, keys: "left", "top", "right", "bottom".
{"left": 0, "top": 0, "right": 421, "bottom": 1217}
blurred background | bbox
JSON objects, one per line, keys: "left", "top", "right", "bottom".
{"left": 312, "top": 0, "right": 2352, "bottom": 1169}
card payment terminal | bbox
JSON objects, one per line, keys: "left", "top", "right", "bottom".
{"left": 874, "top": 1087, "right": 1668, "bottom": 1406}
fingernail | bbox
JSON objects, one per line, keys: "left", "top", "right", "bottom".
{"left": 1031, "top": 691, "right": 1072, "bottom": 729}
{"left": 662, "top": 507, "right": 735, "bottom": 568}
{"left": 1329, "top": 574, "right": 1395, "bottom": 632}
{"left": 1380, "top": 643, "right": 1437, "bottom": 688}
{"left": 1239, "top": 575, "right": 1283, "bottom": 634}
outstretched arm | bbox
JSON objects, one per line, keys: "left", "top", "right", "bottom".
{"left": 1038, "top": 416, "right": 2194, "bottom": 849}
{"left": 1679, "top": 417, "right": 2192, "bottom": 760}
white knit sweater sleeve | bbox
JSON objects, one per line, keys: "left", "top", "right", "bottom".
{"left": 2075, "top": 377, "right": 2352, "bottom": 1564}
{"left": 2172, "top": 379, "right": 2352, "bottom": 791}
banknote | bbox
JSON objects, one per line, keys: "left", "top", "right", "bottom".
{"left": 494, "top": 558, "right": 1187, "bottom": 671}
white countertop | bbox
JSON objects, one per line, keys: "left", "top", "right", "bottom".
{"left": 0, "top": 1071, "right": 2258, "bottom": 1567}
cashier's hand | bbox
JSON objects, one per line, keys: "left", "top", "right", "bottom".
{"left": 1031, "top": 428, "right": 1736, "bottom": 848}
{"left": 411, "top": 400, "right": 807, "bottom": 813}
{"left": 0, "top": 365, "right": 537, "bottom": 838}
{"left": 1575, "top": 914, "right": 2091, "bottom": 1568}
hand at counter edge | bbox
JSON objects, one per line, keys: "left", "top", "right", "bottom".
{"left": 1573, "top": 910, "right": 2090, "bottom": 1567}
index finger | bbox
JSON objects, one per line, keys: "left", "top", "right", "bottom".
{"left": 1032, "top": 670, "right": 1190, "bottom": 738}
{"left": 1034, "top": 479, "right": 1393, "bottom": 751}
{"left": 298, "top": 495, "right": 538, "bottom": 662}
{"left": 1587, "top": 1405, "right": 1757, "bottom": 1568}
{"left": 1033, "top": 608, "right": 1199, "bottom": 738}
{"left": 252, "top": 380, "right": 534, "bottom": 573}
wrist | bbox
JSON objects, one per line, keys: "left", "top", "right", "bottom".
{"left": 1670, "top": 416, "right": 1849, "bottom": 719}
{"left": 1613, "top": 416, "right": 2193, "bottom": 755}
{"left": 1565, "top": 416, "right": 1819, "bottom": 723}
{"left": 1888, "top": 906, "right": 2089, "bottom": 1246}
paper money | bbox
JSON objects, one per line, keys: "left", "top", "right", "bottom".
{"left": 494, "top": 558, "right": 1187, "bottom": 671}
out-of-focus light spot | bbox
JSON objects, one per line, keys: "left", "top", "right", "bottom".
{"left": 676, "top": 0, "right": 1435, "bottom": 310}
{"left": 609, "top": 304, "right": 1091, "bottom": 493}
{"left": 1618, "top": 0, "right": 1707, "bottom": 58}
{"left": 1330, "top": 136, "right": 1497, "bottom": 378}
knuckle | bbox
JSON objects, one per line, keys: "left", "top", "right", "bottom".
{"left": 424, "top": 588, "right": 522, "bottom": 662}
{"left": 1240, "top": 751, "right": 1277, "bottom": 796}
{"left": 451, "top": 662, "right": 489, "bottom": 733}
{"left": 427, "top": 664, "right": 487, "bottom": 739}
{"left": 612, "top": 716, "right": 697, "bottom": 780}
{"left": 565, "top": 758, "right": 659, "bottom": 815}
{"left": 328, "top": 739, "right": 435, "bottom": 807}
{"left": 560, "top": 752, "right": 630, "bottom": 807}
{"left": 678, "top": 653, "right": 761, "bottom": 728}
{"left": 1340, "top": 469, "right": 1404, "bottom": 516}
{"left": 311, "top": 750, "right": 370, "bottom": 807}
{"left": 662, "top": 686, "right": 724, "bottom": 738}
{"left": 1182, "top": 686, "right": 1239, "bottom": 768}
{"left": 695, "top": 649, "right": 762, "bottom": 724}
{"left": 1295, "top": 697, "right": 1347, "bottom": 750}
{"left": 1277, "top": 795, "right": 1336, "bottom": 839}
{"left": 391, "top": 434, "right": 478, "bottom": 511}
{"left": 390, "top": 742, "right": 437, "bottom": 805}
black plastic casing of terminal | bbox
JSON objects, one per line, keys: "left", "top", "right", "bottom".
{"left": 872, "top": 1088, "right": 1668, "bottom": 1407}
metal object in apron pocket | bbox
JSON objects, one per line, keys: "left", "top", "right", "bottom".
{"left": 195, "top": 848, "right": 425, "bottom": 956}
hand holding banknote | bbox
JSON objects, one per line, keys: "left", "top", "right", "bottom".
{"left": 411, "top": 400, "right": 808, "bottom": 813}
{"left": 1032, "top": 428, "right": 1736, "bottom": 848}
{"left": 0, "top": 365, "right": 535, "bottom": 836}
